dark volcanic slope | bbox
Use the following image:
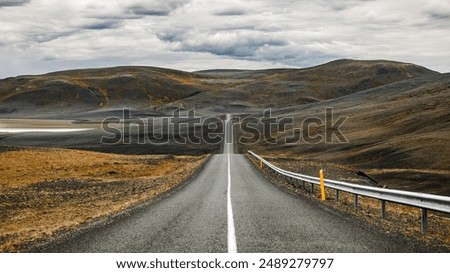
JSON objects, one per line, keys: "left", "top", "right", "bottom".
{"left": 0, "top": 67, "right": 210, "bottom": 117}
{"left": 237, "top": 73, "right": 450, "bottom": 195}
{"left": 191, "top": 59, "right": 439, "bottom": 111}
{"left": 0, "top": 60, "right": 439, "bottom": 117}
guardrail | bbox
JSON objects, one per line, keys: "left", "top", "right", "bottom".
{"left": 248, "top": 151, "right": 450, "bottom": 233}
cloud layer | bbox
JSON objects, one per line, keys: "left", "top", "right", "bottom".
{"left": 0, "top": 0, "right": 449, "bottom": 78}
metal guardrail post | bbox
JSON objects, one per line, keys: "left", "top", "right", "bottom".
{"left": 335, "top": 189, "right": 339, "bottom": 201}
{"left": 354, "top": 194, "right": 359, "bottom": 208}
{"left": 421, "top": 209, "right": 428, "bottom": 233}
{"left": 381, "top": 200, "right": 386, "bottom": 218}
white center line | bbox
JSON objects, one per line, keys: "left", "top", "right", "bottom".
{"left": 226, "top": 114, "right": 237, "bottom": 253}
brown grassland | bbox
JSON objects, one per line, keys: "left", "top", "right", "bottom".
{"left": 0, "top": 147, "right": 207, "bottom": 252}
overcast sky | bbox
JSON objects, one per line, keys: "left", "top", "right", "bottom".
{"left": 1, "top": 0, "right": 449, "bottom": 78}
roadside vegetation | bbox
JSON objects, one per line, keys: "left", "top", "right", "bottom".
{"left": 0, "top": 147, "right": 207, "bottom": 252}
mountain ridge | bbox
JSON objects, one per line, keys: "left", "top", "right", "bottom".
{"left": 0, "top": 59, "right": 441, "bottom": 117}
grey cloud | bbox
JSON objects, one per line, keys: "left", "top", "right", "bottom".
{"left": 29, "top": 21, "right": 120, "bottom": 45}
{"left": 126, "top": 0, "right": 189, "bottom": 17}
{"left": 320, "top": 0, "right": 375, "bottom": 11}
{"left": 42, "top": 55, "right": 58, "bottom": 62}
{"left": 160, "top": 30, "right": 287, "bottom": 58}
{"left": 254, "top": 44, "right": 339, "bottom": 67}
{"left": 204, "top": 24, "right": 260, "bottom": 33}
{"left": 87, "top": 14, "right": 141, "bottom": 21}
{"left": 422, "top": 0, "right": 450, "bottom": 26}
{"left": 128, "top": 6, "right": 170, "bottom": 16}
{"left": 214, "top": 7, "right": 248, "bottom": 16}
{"left": 33, "top": 31, "right": 78, "bottom": 44}
{"left": 323, "top": 1, "right": 352, "bottom": 11}
{"left": 426, "top": 9, "right": 450, "bottom": 20}
{"left": 84, "top": 21, "right": 121, "bottom": 30}
{"left": 157, "top": 29, "right": 185, "bottom": 43}
{"left": 427, "top": 12, "right": 450, "bottom": 21}
{"left": 0, "top": 0, "right": 30, "bottom": 8}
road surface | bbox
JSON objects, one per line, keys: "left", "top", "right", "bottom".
{"left": 44, "top": 114, "right": 416, "bottom": 252}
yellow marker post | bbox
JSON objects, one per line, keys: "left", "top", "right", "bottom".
{"left": 320, "top": 169, "right": 326, "bottom": 201}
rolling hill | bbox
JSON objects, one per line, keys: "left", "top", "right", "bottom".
{"left": 236, "top": 72, "right": 450, "bottom": 194}
{"left": 0, "top": 59, "right": 440, "bottom": 117}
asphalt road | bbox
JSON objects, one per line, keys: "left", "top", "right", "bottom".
{"left": 44, "top": 114, "right": 416, "bottom": 252}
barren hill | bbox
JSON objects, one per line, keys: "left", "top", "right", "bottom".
{"left": 0, "top": 59, "right": 439, "bottom": 117}
{"left": 0, "top": 66, "right": 209, "bottom": 117}
{"left": 237, "top": 72, "right": 450, "bottom": 194}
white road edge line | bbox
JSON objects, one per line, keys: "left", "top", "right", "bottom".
{"left": 0, "top": 128, "right": 94, "bottom": 133}
{"left": 226, "top": 114, "right": 238, "bottom": 253}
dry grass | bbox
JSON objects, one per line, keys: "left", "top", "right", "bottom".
{"left": 247, "top": 154, "right": 450, "bottom": 251}
{"left": 0, "top": 147, "right": 208, "bottom": 252}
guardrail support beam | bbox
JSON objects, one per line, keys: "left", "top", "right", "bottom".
{"left": 335, "top": 189, "right": 339, "bottom": 201}
{"left": 381, "top": 200, "right": 386, "bottom": 218}
{"left": 421, "top": 209, "right": 428, "bottom": 233}
{"left": 354, "top": 194, "right": 359, "bottom": 208}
